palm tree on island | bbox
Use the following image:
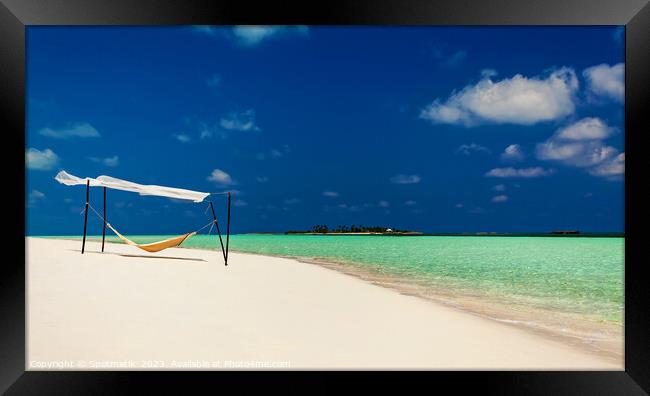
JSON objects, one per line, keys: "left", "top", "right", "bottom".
{"left": 285, "top": 225, "right": 422, "bottom": 235}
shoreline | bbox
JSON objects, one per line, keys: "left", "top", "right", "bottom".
{"left": 31, "top": 236, "right": 622, "bottom": 367}
{"left": 208, "top": 249, "right": 623, "bottom": 363}
{"left": 258, "top": 233, "right": 624, "bottom": 238}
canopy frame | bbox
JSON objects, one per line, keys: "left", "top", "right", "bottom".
{"left": 55, "top": 170, "right": 211, "bottom": 202}
{"left": 58, "top": 170, "right": 230, "bottom": 265}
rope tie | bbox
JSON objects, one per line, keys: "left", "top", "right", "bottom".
{"left": 195, "top": 220, "right": 217, "bottom": 233}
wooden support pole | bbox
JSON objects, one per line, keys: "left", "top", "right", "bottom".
{"left": 209, "top": 201, "right": 227, "bottom": 264}
{"left": 81, "top": 179, "right": 90, "bottom": 254}
{"left": 101, "top": 186, "right": 107, "bottom": 252}
{"left": 226, "top": 192, "right": 231, "bottom": 266}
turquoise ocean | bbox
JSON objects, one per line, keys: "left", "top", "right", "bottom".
{"left": 50, "top": 234, "right": 624, "bottom": 356}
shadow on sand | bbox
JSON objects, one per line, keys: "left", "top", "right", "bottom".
{"left": 66, "top": 249, "right": 207, "bottom": 262}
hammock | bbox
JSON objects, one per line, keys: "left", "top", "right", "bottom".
{"left": 55, "top": 170, "right": 231, "bottom": 264}
{"left": 106, "top": 223, "right": 196, "bottom": 253}
{"left": 85, "top": 202, "right": 213, "bottom": 254}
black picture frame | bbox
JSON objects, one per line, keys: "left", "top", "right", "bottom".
{"left": 2, "top": 0, "right": 648, "bottom": 393}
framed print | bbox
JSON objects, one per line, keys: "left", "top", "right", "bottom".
{"left": 2, "top": 0, "right": 649, "bottom": 393}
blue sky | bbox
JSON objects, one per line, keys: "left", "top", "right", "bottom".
{"left": 26, "top": 26, "right": 625, "bottom": 235}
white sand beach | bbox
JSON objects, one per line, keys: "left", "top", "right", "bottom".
{"left": 26, "top": 237, "right": 622, "bottom": 370}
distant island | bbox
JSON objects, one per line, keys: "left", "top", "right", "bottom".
{"left": 270, "top": 226, "right": 623, "bottom": 237}
{"left": 285, "top": 225, "right": 423, "bottom": 235}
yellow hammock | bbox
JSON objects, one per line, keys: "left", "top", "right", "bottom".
{"left": 106, "top": 223, "right": 196, "bottom": 253}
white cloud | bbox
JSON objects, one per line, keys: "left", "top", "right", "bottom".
{"left": 196, "top": 121, "right": 225, "bottom": 140}
{"left": 555, "top": 117, "right": 614, "bottom": 141}
{"left": 378, "top": 200, "right": 390, "bottom": 208}
{"left": 501, "top": 144, "right": 525, "bottom": 161}
{"left": 256, "top": 176, "right": 269, "bottom": 183}
{"left": 537, "top": 140, "right": 618, "bottom": 167}
{"left": 536, "top": 118, "right": 622, "bottom": 178}
{"left": 193, "top": 26, "right": 219, "bottom": 36}
{"left": 456, "top": 143, "right": 490, "bottom": 155}
{"left": 491, "top": 195, "right": 508, "bottom": 203}
{"left": 30, "top": 190, "right": 45, "bottom": 199}
{"left": 207, "top": 169, "right": 234, "bottom": 185}
{"left": 219, "top": 110, "right": 260, "bottom": 132}
{"left": 322, "top": 191, "right": 340, "bottom": 198}
{"left": 284, "top": 198, "right": 302, "bottom": 205}
{"left": 390, "top": 174, "right": 421, "bottom": 184}
{"left": 588, "top": 152, "right": 625, "bottom": 177}
{"left": 38, "top": 122, "right": 100, "bottom": 139}
{"left": 455, "top": 203, "right": 464, "bottom": 208}
{"left": 583, "top": 63, "right": 624, "bottom": 102}
{"left": 485, "top": 167, "right": 553, "bottom": 178}
{"left": 194, "top": 25, "right": 308, "bottom": 47}
{"left": 231, "top": 26, "right": 308, "bottom": 46}
{"left": 420, "top": 67, "right": 578, "bottom": 126}
{"left": 181, "top": 117, "right": 223, "bottom": 140}
{"left": 206, "top": 74, "right": 221, "bottom": 87}
{"left": 28, "top": 189, "right": 46, "bottom": 206}
{"left": 405, "top": 200, "right": 417, "bottom": 206}
{"left": 173, "top": 133, "right": 192, "bottom": 143}
{"left": 103, "top": 156, "right": 119, "bottom": 167}
{"left": 26, "top": 148, "right": 59, "bottom": 170}
{"left": 89, "top": 155, "right": 120, "bottom": 167}
{"left": 232, "top": 26, "right": 278, "bottom": 45}
{"left": 257, "top": 146, "right": 290, "bottom": 161}
{"left": 492, "top": 184, "right": 506, "bottom": 191}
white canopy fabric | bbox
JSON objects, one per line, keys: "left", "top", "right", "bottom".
{"left": 54, "top": 170, "right": 210, "bottom": 202}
